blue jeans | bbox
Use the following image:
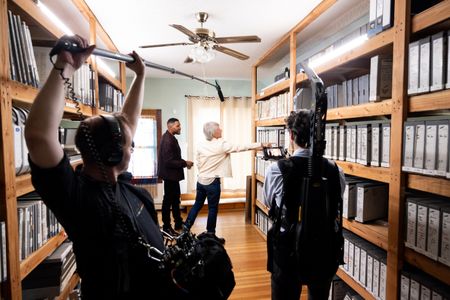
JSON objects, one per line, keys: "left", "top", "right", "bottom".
{"left": 185, "top": 178, "right": 221, "bottom": 233}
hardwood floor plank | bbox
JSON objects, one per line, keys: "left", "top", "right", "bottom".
{"left": 182, "top": 209, "right": 272, "bottom": 299}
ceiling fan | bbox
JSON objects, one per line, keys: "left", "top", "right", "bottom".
{"left": 139, "top": 12, "right": 261, "bottom": 63}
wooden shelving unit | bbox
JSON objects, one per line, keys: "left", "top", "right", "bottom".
{"left": 255, "top": 199, "right": 269, "bottom": 215}
{"left": 336, "top": 269, "right": 376, "bottom": 300}
{"left": 255, "top": 118, "right": 286, "bottom": 127}
{"left": 255, "top": 79, "right": 290, "bottom": 101}
{"left": 56, "top": 273, "right": 80, "bottom": 300}
{"left": 251, "top": 1, "right": 450, "bottom": 299}
{"left": 8, "top": 80, "right": 93, "bottom": 116}
{"left": 408, "top": 89, "right": 450, "bottom": 113}
{"left": 411, "top": 0, "right": 450, "bottom": 33}
{"left": 314, "top": 28, "right": 394, "bottom": 77}
{"left": 15, "top": 174, "right": 33, "bottom": 198}
{"left": 254, "top": 225, "right": 268, "bottom": 241}
{"left": 335, "top": 161, "right": 391, "bottom": 183}
{"left": 407, "top": 174, "right": 450, "bottom": 198}
{"left": 20, "top": 231, "right": 66, "bottom": 280}
{"left": 327, "top": 100, "right": 392, "bottom": 121}
{"left": 255, "top": 174, "right": 264, "bottom": 183}
{"left": 16, "top": 160, "right": 83, "bottom": 197}
{"left": 404, "top": 248, "right": 450, "bottom": 286}
{"left": 0, "top": 0, "right": 126, "bottom": 298}
{"left": 343, "top": 218, "right": 388, "bottom": 251}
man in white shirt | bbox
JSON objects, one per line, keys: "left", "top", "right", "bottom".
{"left": 183, "top": 121, "right": 262, "bottom": 243}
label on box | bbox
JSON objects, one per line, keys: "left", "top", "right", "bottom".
{"left": 400, "top": 275, "right": 410, "bottom": 300}
{"left": 403, "top": 124, "right": 415, "bottom": 170}
{"left": 413, "top": 124, "right": 426, "bottom": 171}
{"left": 381, "top": 124, "right": 390, "bottom": 167}
{"left": 367, "top": 255, "right": 373, "bottom": 292}
{"left": 406, "top": 201, "right": 417, "bottom": 248}
{"left": 427, "top": 206, "right": 440, "bottom": 259}
{"left": 438, "top": 211, "right": 450, "bottom": 266}
{"left": 416, "top": 204, "right": 428, "bottom": 254}
{"left": 410, "top": 279, "right": 420, "bottom": 300}
{"left": 437, "top": 124, "right": 449, "bottom": 176}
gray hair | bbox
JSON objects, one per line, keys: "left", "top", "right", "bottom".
{"left": 203, "top": 121, "right": 219, "bottom": 141}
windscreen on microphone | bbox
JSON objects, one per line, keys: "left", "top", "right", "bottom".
{"left": 215, "top": 80, "right": 225, "bottom": 102}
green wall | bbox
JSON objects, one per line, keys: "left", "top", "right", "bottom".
{"left": 127, "top": 77, "right": 252, "bottom": 145}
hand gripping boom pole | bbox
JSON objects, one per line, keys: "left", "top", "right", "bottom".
{"left": 50, "top": 39, "right": 225, "bottom": 101}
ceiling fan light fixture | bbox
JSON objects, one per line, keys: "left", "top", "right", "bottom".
{"left": 189, "top": 42, "right": 215, "bottom": 63}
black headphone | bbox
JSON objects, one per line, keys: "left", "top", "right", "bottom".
{"left": 100, "top": 115, "right": 124, "bottom": 166}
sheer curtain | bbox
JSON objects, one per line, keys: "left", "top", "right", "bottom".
{"left": 186, "top": 96, "right": 252, "bottom": 193}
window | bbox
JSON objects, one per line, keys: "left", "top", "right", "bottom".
{"left": 128, "top": 109, "right": 162, "bottom": 178}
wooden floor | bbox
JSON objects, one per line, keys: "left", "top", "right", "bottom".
{"left": 178, "top": 209, "right": 272, "bottom": 300}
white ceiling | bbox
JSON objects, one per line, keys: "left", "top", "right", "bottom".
{"left": 82, "top": 0, "right": 323, "bottom": 80}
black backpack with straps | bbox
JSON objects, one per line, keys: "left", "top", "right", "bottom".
{"left": 272, "top": 156, "right": 344, "bottom": 283}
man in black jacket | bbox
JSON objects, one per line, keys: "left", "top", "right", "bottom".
{"left": 158, "top": 118, "right": 193, "bottom": 235}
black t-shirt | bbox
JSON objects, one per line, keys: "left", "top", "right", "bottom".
{"left": 29, "top": 155, "right": 173, "bottom": 299}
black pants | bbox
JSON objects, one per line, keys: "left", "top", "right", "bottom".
{"left": 271, "top": 272, "right": 331, "bottom": 300}
{"left": 162, "top": 179, "right": 183, "bottom": 228}
{"left": 269, "top": 229, "right": 332, "bottom": 300}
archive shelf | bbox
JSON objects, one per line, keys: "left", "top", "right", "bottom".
{"left": 255, "top": 118, "right": 286, "bottom": 127}
{"left": 56, "top": 273, "right": 80, "bottom": 300}
{"left": 0, "top": 0, "right": 127, "bottom": 298}
{"left": 411, "top": 0, "right": 450, "bottom": 34}
{"left": 255, "top": 79, "right": 290, "bottom": 101}
{"left": 295, "top": 28, "right": 394, "bottom": 86}
{"left": 335, "top": 161, "right": 391, "bottom": 183}
{"left": 19, "top": 230, "right": 66, "bottom": 280}
{"left": 408, "top": 89, "right": 450, "bottom": 113}
{"left": 9, "top": 80, "right": 94, "bottom": 117}
{"left": 404, "top": 248, "right": 450, "bottom": 286}
{"left": 336, "top": 268, "right": 376, "bottom": 300}
{"left": 315, "top": 28, "right": 393, "bottom": 76}
{"left": 254, "top": 225, "right": 268, "bottom": 241}
{"left": 255, "top": 174, "right": 264, "bottom": 183}
{"left": 251, "top": 0, "right": 450, "bottom": 298}
{"left": 342, "top": 218, "right": 388, "bottom": 251}
{"left": 406, "top": 174, "right": 450, "bottom": 198}
{"left": 16, "top": 159, "right": 83, "bottom": 198}
{"left": 327, "top": 100, "right": 392, "bottom": 121}
{"left": 98, "top": 66, "right": 122, "bottom": 91}
{"left": 255, "top": 199, "right": 269, "bottom": 215}
{"left": 15, "top": 174, "right": 33, "bottom": 198}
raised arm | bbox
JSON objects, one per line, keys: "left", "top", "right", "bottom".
{"left": 25, "top": 35, "right": 94, "bottom": 168}
{"left": 121, "top": 51, "right": 145, "bottom": 137}
{"left": 221, "top": 140, "right": 262, "bottom": 153}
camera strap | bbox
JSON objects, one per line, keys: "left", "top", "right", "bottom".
{"left": 113, "top": 183, "right": 163, "bottom": 262}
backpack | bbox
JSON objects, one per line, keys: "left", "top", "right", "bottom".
{"left": 169, "top": 232, "right": 236, "bottom": 300}
{"left": 270, "top": 156, "right": 344, "bottom": 283}
{"left": 113, "top": 183, "right": 236, "bottom": 299}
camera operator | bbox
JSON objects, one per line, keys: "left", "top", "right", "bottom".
{"left": 264, "top": 110, "right": 345, "bottom": 300}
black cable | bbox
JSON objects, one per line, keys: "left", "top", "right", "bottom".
{"left": 49, "top": 56, "right": 84, "bottom": 120}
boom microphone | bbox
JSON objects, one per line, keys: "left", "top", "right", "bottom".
{"left": 50, "top": 39, "right": 226, "bottom": 101}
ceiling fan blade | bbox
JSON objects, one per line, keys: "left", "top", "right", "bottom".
{"left": 139, "top": 42, "right": 194, "bottom": 48}
{"left": 170, "top": 24, "right": 199, "bottom": 41}
{"left": 213, "top": 45, "right": 249, "bottom": 60}
{"left": 215, "top": 35, "right": 261, "bottom": 44}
